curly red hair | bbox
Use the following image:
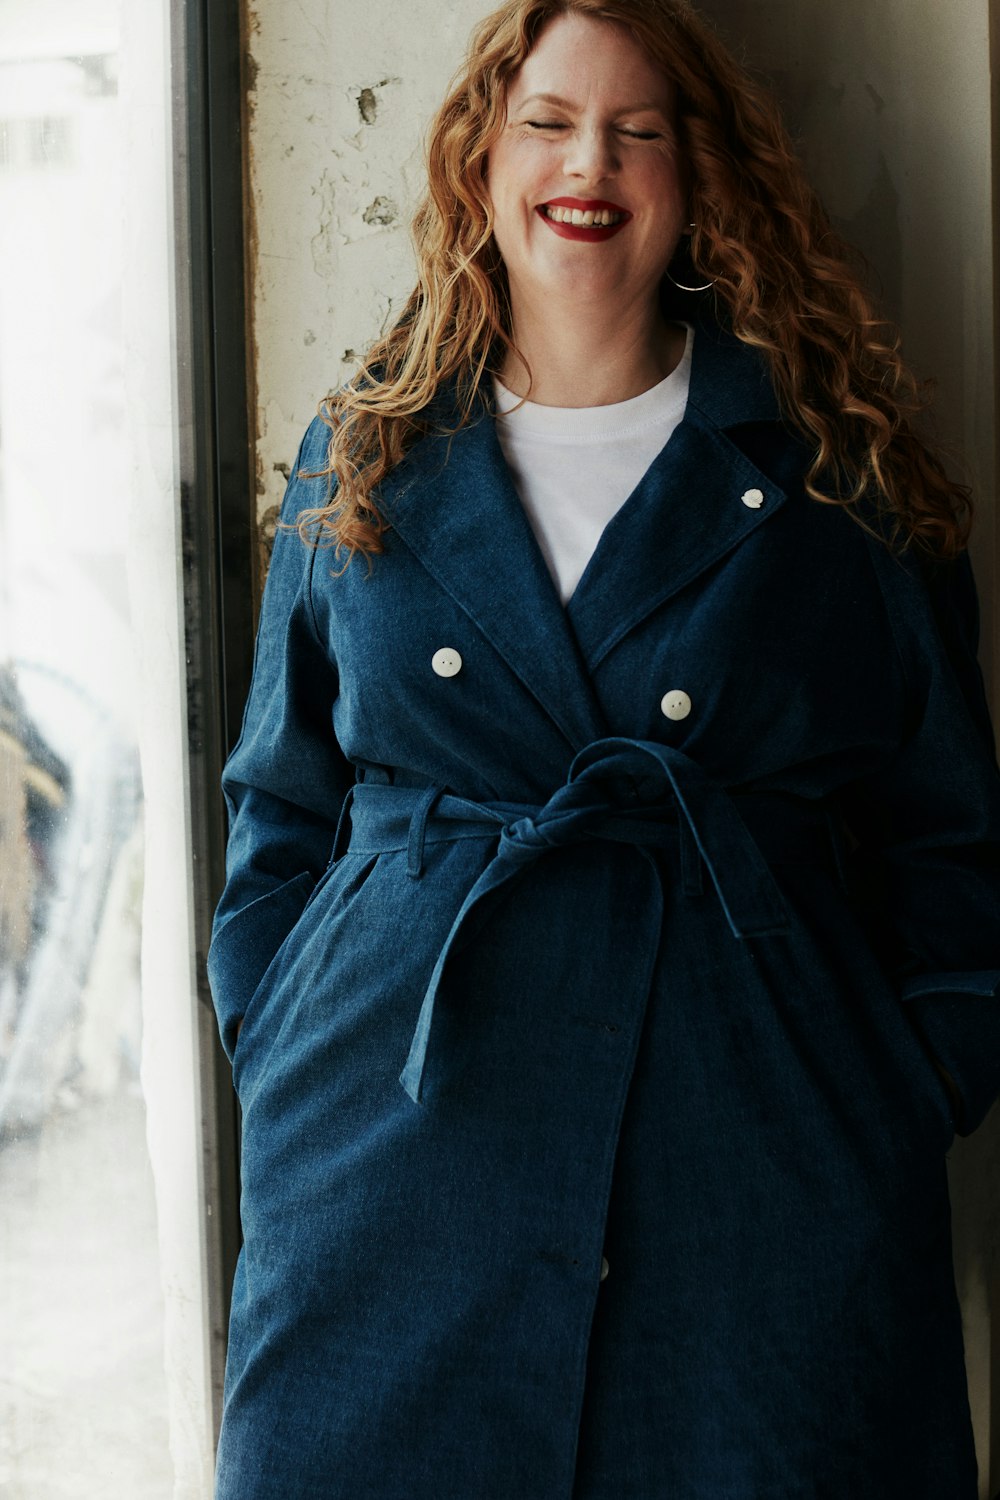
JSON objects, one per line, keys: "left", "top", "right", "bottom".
{"left": 297, "top": 0, "right": 971, "bottom": 564}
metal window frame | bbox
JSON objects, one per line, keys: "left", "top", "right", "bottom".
{"left": 170, "top": 0, "right": 254, "bottom": 1438}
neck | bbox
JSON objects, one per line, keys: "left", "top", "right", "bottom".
{"left": 497, "top": 285, "right": 687, "bottom": 408}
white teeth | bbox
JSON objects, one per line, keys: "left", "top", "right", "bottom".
{"left": 544, "top": 205, "right": 623, "bottom": 226}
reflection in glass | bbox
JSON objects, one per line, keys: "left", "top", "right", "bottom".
{"left": 0, "top": 7, "right": 182, "bottom": 1494}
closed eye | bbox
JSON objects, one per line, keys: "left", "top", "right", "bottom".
{"left": 524, "top": 120, "right": 661, "bottom": 140}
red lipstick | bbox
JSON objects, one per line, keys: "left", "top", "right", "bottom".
{"left": 536, "top": 197, "right": 631, "bottom": 242}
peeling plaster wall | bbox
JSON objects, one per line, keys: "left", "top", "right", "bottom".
{"left": 244, "top": 0, "right": 495, "bottom": 546}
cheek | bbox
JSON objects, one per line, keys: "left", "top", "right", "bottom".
{"left": 648, "top": 153, "right": 685, "bottom": 199}
{"left": 488, "top": 177, "right": 540, "bottom": 244}
{"left": 666, "top": 159, "right": 690, "bottom": 214}
{"left": 490, "top": 135, "right": 550, "bottom": 201}
{"left": 646, "top": 171, "right": 688, "bottom": 243}
{"left": 486, "top": 161, "right": 516, "bottom": 228}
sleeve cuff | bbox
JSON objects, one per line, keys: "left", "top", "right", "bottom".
{"left": 902, "top": 970, "right": 1000, "bottom": 1136}
{"left": 207, "top": 869, "right": 317, "bottom": 1060}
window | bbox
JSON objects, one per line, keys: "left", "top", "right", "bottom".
{"left": 0, "top": 2, "right": 248, "bottom": 1492}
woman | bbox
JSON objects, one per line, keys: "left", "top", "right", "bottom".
{"left": 208, "top": 1, "right": 1000, "bottom": 1495}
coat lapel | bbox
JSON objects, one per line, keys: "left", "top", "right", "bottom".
{"left": 567, "top": 317, "right": 793, "bottom": 669}
{"left": 382, "top": 314, "right": 795, "bottom": 741}
{"left": 381, "top": 405, "right": 610, "bottom": 752}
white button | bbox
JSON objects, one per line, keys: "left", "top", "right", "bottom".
{"left": 741, "top": 488, "right": 764, "bottom": 509}
{"left": 600, "top": 1256, "right": 609, "bottom": 1282}
{"left": 431, "top": 647, "right": 462, "bottom": 678}
{"left": 660, "top": 689, "right": 692, "bottom": 721}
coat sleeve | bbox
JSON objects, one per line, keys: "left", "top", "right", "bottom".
{"left": 840, "top": 540, "right": 1000, "bottom": 1136}
{"left": 207, "top": 418, "right": 354, "bottom": 1060}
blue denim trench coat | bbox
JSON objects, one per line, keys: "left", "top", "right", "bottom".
{"left": 209, "top": 310, "right": 1000, "bottom": 1499}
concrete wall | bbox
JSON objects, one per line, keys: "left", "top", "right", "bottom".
{"left": 244, "top": 0, "right": 491, "bottom": 554}
{"left": 245, "top": 1, "right": 1000, "bottom": 1490}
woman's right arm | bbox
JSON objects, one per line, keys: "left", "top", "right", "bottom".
{"left": 207, "top": 419, "right": 354, "bottom": 1060}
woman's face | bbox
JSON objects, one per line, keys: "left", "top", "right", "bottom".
{"left": 486, "top": 12, "right": 688, "bottom": 317}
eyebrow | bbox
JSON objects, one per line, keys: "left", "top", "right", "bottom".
{"left": 514, "top": 92, "right": 669, "bottom": 114}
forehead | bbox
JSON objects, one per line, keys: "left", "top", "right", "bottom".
{"left": 507, "top": 11, "right": 674, "bottom": 110}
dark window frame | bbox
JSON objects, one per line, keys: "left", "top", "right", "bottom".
{"left": 170, "top": 0, "right": 254, "bottom": 1436}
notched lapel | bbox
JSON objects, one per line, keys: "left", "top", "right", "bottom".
{"left": 568, "top": 318, "right": 794, "bottom": 669}
{"left": 381, "top": 407, "right": 609, "bottom": 752}
{"left": 567, "top": 410, "right": 790, "bottom": 669}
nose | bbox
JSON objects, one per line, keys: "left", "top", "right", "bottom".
{"left": 562, "top": 125, "right": 619, "bottom": 185}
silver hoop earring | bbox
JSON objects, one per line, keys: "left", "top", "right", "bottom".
{"left": 666, "top": 268, "right": 715, "bottom": 293}
{"left": 667, "top": 222, "right": 714, "bottom": 293}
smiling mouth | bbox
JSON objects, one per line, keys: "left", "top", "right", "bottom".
{"left": 536, "top": 198, "right": 631, "bottom": 242}
{"left": 544, "top": 204, "right": 624, "bottom": 226}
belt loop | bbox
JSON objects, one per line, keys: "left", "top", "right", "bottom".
{"left": 331, "top": 783, "right": 357, "bottom": 864}
{"left": 678, "top": 815, "right": 705, "bottom": 899}
{"left": 408, "top": 785, "right": 445, "bottom": 880}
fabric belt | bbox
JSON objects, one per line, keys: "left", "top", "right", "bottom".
{"left": 334, "top": 737, "right": 839, "bottom": 1105}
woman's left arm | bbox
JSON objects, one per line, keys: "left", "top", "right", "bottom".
{"left": 842, "top": 543, "right": 1000, "bottom": 1137}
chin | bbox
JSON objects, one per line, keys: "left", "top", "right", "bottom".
{"left": 548, "top": 269, "right": 637, "bottom": 304}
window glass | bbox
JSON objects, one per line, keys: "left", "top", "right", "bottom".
{"left": 0, "top": 3, "right": 213, "bottom": 1493}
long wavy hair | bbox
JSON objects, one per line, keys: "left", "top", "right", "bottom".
{"left": 298, "top": 0, "right": 971, "bottom": 563}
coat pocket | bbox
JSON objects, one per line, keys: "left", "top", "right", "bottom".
{"left": 233, "top": 852, "right": 383, "bottom": 1061}
{"left": 208, "top": 869, "right": 316, "bottom": 1062}
{"left": 736, "top": 868, "right": 963, "bottom": 1156}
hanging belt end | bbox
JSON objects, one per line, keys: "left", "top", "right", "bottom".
{"left": 399, "top": 1059, "right": 425, "bottom": 1106}
{"left": 399, "top": 986, "right": 437, "bottom": 1105}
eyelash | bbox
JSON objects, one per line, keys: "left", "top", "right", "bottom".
{"left": 525, "top": 121, "right": 661, "bottom": 141}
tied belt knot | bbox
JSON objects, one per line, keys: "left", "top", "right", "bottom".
{"left": 494, "top": 752, "right": 666, "bottom": 865}
{"left": 339, "top": 737, "right": 830, "bottom": 1105}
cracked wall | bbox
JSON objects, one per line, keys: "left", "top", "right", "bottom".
{"left": 245, "top": 0, "right": 494, "bottom": 537}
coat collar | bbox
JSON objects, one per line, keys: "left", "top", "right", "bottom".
{"left": 380, "top": 308, "right": 793, "bottom": 751}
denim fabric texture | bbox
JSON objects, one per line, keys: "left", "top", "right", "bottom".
{"left": 207, "top": 304, "right": 1000, "bottom": 1498}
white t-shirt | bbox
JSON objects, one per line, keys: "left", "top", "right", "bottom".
{"left": 493, "top": 324, "right": 693, "bottom": 605}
